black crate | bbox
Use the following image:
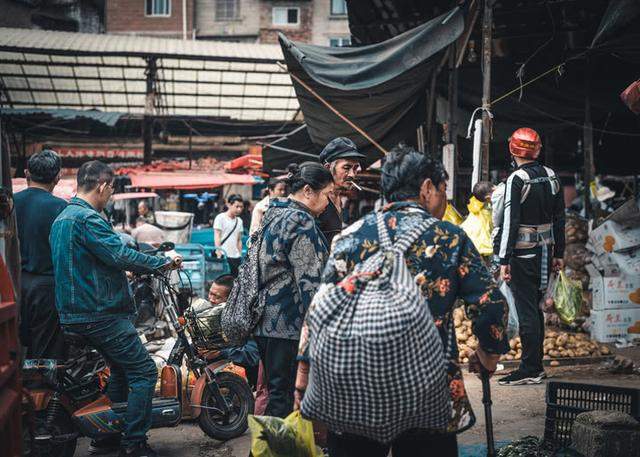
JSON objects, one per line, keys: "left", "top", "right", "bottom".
{"left": 543, "top": 381, "right": 640, "bottom": 448}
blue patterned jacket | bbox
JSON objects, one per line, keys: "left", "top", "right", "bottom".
{"left": 253, "top": 198, "right": 329, "bottom": 340}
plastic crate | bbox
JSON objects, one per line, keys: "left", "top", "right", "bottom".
{"left": 190, "top": 228, "right": 214, "bottom": 246}
{"left": 543, "top": 381, "right": 640, "bottom": 448}
{"left": 175, "top": 244, "right": 206, "bottom": 298}
{"left": 203, "top": 246, "right": 231, "bottom": 285}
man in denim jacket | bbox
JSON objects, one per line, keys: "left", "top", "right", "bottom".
{"left": 50, "top": 161, "right": 181, "bottom": 457}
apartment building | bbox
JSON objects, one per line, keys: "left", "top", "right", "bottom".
{"left": 105, "top": 0, "right": 350, "bottom": 45}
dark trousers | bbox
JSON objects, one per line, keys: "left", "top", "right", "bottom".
{"left": 65, "top": 317, "right": 158, "bottom": 447}
{"left": 20, "top": 272, "right": 66, "bottom": 359}
{"left": 510, "top": 250, "right": 547, "bottom": 375}
{"left": 228, "top": 257, "right": 242, "bottom": 277}
{"left": 255, "top": 336, "right": 298, "bottom": 418}
{"left": 327, "top": 430, "right": 458, "bottom": 457}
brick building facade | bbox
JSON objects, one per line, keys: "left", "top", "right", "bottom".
{"left": 106, "top": 0, "right": 195, "bottom": 38}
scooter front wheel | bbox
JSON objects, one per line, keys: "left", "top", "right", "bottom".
{"left": 198, "top": 371, "right": 254, "bottom": 441}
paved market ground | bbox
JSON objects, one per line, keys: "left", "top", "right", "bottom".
{"left": 75, "top": 347, "right": 640, "bottom": 457}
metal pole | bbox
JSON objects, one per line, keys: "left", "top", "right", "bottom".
{"left": 446, "top": 48, "right": 459, "bottom": 202}
{"left": 143, "top": 57, "right": 157, "bottom": 165}
{"left": 188, "top": 124, "right": 193, "bottom": 170}
{"left": 583, "top": 60, "right": 595, "bottom": 219}
{"left": 481, "top": 0, "right": 494, "bottom": 181}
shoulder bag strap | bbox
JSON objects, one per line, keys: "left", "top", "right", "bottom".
{"left": 376, "top": 210, "right": 393, "bottom": 250}
{"left": 393, "top": 216, "right": 438, "bottom": 254}
{"left": 220, "top": 218, "right": 239, "bottom": 246}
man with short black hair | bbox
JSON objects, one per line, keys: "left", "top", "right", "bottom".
{"left": 50, "top": 160, "right": 182, "bottom": 457}
{"left": 317, "top": 137, "right": 366, "bottom": 246}
{"left": 214, "top": 194, "right": 244, "bottom": 275}
{"left": 15, "top": 149, "right": 67, "bottom": 359}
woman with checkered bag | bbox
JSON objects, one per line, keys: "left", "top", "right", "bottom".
{"left": 294, "top": 146, "right": 511, "bottom": 457}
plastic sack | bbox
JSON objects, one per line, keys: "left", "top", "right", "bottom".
{"left": 443, "top": 203, "right": 463, "bottom": 225}
{"left": 499, "top": 281, "right": 519, "bottom": 339}
{"left": 248, "top": 411, "right": 322, "bottom": 457}
{"left": 540, "top": 273, "right": 558, "bottom": 313}
{"left": 460, "top": 197, "right": 494, "bottom": 256}
{"left": 553, "top": 271, "right": 582, "bottom": 325}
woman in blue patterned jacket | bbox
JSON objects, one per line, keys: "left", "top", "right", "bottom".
{"left": 253, "top": 162, "right": 334, "bottom": 418}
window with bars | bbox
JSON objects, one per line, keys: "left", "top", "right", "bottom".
{"left": 146, "top": 0, "right": 171, "bottom": 16}
{"left": 330, "top": 0, "right": 347, "bottom": 16}
{"left": 329, "top": 36, "right": 351, "bottom": 47}
{"left": 215, "top": 0, "right": 239, "bottom": 21}
{"left": 272, "top": 7, "right": 299, "bottom": 26}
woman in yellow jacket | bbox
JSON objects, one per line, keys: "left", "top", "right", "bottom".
{"left": 461, "top": 181, "right": 495, "bottom": 258}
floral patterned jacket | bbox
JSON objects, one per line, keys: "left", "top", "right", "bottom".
{"left": 299, "top": 201, "right": 509, "bottom": 433}
{"left": 253, "top": 198, "right": 329, "bottom": 341}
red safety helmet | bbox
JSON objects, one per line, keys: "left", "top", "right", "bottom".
{"left": 508, "top": 127, "right": 542, "bottom": 159}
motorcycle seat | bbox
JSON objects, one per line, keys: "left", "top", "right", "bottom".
{"left": 63, "top": 331, "right": 90, "bottom": 348}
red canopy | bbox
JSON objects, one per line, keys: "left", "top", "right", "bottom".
{"left": 127, "top": 172, "right": 261, "bottom": 190}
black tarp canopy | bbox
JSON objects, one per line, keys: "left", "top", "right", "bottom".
{"left": 343, "top": 0, "right": 640, "bottom": 176}
{"left": 277, "top": 6, "right": 465, "bottom": 168}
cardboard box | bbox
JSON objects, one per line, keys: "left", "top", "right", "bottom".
{"left": 590, "top": 308, "right": 640, "bottom": 343}
{"left": 609, "top": 249, "right": 640, "bottom": 277}
{"left": 589, "top": 271, "right": 640, "bottom": 311}
{"left": 589, "top": 220, "right": 640, "bottom": 256}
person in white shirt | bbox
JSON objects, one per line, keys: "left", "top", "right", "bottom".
{"left": 131, "top": 217, "right": 165, "bottom": 247}
{"left": 213, "top": 194, "right": 245, "bottom": 275}
{"left": 250, "top": 178, "right": 287, "bottom": 235}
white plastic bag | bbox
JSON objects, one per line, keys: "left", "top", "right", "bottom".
{"left": 499, "top": 281, "right": 519, "bottom": 339}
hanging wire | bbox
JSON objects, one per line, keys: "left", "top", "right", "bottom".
{"left": 515, "top": 100, "right": 640, "bottom": 137}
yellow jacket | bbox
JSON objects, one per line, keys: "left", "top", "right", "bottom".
{"left": 460, "top": 196, "right": 494, "bottom": 256}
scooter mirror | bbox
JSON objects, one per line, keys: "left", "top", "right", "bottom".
{"left": 158, "top": 241, "right": 175, "bottom": 252}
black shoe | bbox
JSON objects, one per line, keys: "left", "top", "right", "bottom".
{"left": 498, "top": 370, "right": 543, "bottom": 386}
{"left": 118, "top": 442, "right": 158, "bottom": 457}
{"left": 89, "top": 436, "right": 121, "bottom": 455}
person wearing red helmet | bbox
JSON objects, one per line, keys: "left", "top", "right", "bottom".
{"left": 496, "top": 127, "right": 566, "bottom": 386}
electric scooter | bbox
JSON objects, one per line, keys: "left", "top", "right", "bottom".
{"left": 22, "top": 242, "right": 254, "bottom": 457}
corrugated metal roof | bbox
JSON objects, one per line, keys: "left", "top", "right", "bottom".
{"left": 0, "top": 28, "right": 298, "bottom": 121}
{"left": 0, "top": 27, "right": 284, "bottom": 62}
{"left": 0, "top": 108, "right": 124, "bottom": 126}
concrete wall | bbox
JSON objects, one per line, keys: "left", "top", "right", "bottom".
{"left": 107, "top": 0, "right": 194, "bottom": 38}
{"left": 195, "top": 0, "right": 260, "bottom": 41}
{"left": 0, "top": 0, "right": 104, "bottom": 32}
{"left": 311, "top": 0, "right": 350, "bottom": 46}
{"left": 194, "top": 0, "right": 344, "bottom": 44}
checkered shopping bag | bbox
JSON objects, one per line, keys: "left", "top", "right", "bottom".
{"left": 301, "top": 212, "right": 451, "bottom": 443}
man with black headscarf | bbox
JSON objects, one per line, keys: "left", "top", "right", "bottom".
{"left": 15, "top": 149, "right": 68, "bottom": 359}
{"left": 317, "top": 137, "right": 366, "bottom": 246}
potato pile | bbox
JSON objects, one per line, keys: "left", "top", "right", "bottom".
{"left": 454, "top": 308, "right": 611, "bottom": 364}
{"left": 564, "top": 213, "right": 591, "bottom": 293}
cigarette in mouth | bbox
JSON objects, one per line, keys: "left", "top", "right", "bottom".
{"left": 350, "top": 182, "right": 363, "bottom": 191}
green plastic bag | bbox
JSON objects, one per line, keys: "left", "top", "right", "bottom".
{"left": 554, "top": 271, "right": 582, "bottom": 325}
{"left": 248, "top": 411, "right": 322, "bottom": 457}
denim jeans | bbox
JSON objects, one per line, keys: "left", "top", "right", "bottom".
{"left": 65, "top": 317, "right": 157, "bottom": 447}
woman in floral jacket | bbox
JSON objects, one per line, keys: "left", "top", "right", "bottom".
{"left": 253, "top": 162, "right": 333, "bottom": 418}
{"left": 295, "top": 146, "right": 510, "bottom": 457}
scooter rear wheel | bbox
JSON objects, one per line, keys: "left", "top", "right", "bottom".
{"left": 198, "top": 371, "right": 254, "bottom": 441}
